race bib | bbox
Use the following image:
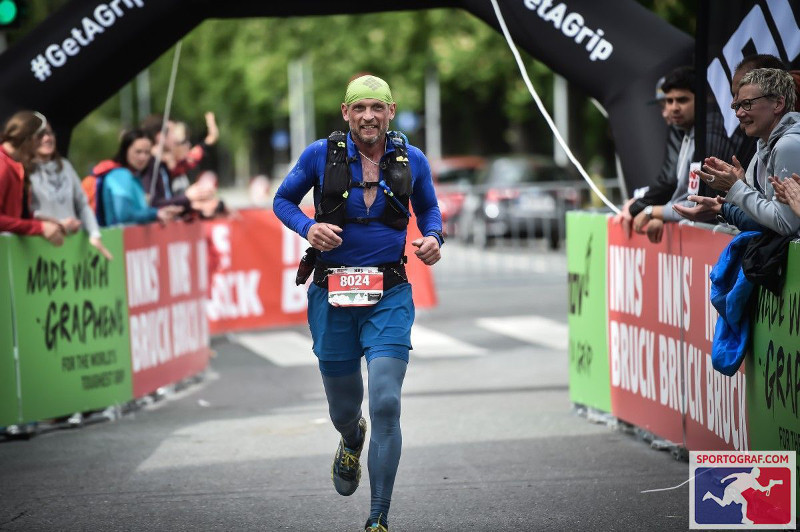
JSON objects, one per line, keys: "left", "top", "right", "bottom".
{"left": 327, "top": 267, "right": 384, "bottom": 307}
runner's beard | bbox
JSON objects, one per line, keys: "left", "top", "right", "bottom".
{"left": 351, "top": 123, "right": 388, "bottom": 146}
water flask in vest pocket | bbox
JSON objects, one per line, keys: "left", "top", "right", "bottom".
{"left": 296, "top": 247, "right": 317, "bottom": 285}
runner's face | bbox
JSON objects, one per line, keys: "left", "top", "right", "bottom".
{"left": 127, "top": 138, "right": 153, "bottom": 172}
{"left": 663, "top": 88, "right": 694, "bottom": 130}
{"left": 342, "top": 98, "right": 396, "bottom": 146}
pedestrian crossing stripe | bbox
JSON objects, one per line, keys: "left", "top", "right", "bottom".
{"left": 234, "top": 315, "right": 567, "bottom": 366}
{"left": 476, "top": 316, "right": 568, "bottom": 351}
{"left": 411, "top": 325, "right": 487, "bottom": 358}
{"left": 237, "top": 331, "right": 313, "bottom": 367}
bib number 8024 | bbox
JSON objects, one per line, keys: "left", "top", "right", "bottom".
{"left": 340, "top": 274, "right": 370, "bottom": 287}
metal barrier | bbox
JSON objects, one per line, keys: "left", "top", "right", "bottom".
{"left": 442, "top": 179, "right": 621, "bottom": 248}
{"left": 435, "top": 179, "right": 621, "bottom": 283}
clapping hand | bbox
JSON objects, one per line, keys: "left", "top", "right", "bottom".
{"left": 697, "top": 156, "right": 744, "bottom": 193}
{"left": 672, "top": 195, "right": 725, "bottom": 222}
{"left": 770, "top": 173, "right": 800, "bottom": 217}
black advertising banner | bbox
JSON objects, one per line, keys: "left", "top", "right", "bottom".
{"left": 0, "top": 0, "right": 692, "bottom": 193}
{"left": 699, "top": 0, "right": 800, "bottom": 161}
{"left": 0, "top": 0, "right": 204, "bottom": 142}
{"left": 463, "top": 0, "right": 693, "bottom": 193}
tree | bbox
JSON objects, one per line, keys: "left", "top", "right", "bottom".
{"left": 5, "top": 4, "right": 696, "bottom": 184}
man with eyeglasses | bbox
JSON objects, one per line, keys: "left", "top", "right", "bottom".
{"left": 695, "top": 68, "right": 800, "bottom": 236}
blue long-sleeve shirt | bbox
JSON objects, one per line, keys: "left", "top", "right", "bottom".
{"left": 274, "top": 132, "right": 442, "bottom": 266}
{"left": 721, "top": 203, "right": 766, "bottom": 232}
{"left": 102, "top": 167, "right": 158, "bottom": 226}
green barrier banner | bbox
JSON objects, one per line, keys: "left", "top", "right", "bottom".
{"left": 748, "top": 242, "right": 800, "bottom": 457}
{"left": 8, "top": 230, "right": 132, "bottom": 422}
{"left": 566, "top": 211, "right": 611, "bottom": 412}
{"left": 0, "top": 238, "right": 19, "bottom": 426}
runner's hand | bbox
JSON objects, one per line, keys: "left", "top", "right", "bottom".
{"left": 412, "top": 236, "right": 440, "bottom": 266}
{"left": 308, "top": 223, "right": 343, "bottom": 252}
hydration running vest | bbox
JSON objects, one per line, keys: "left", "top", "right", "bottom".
{"left": 315, "top": 131, "right": 412, "bottom": 230}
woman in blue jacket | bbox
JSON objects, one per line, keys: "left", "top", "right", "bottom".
{"left": 102, "top": 129, "right": 181, "bottom": 226}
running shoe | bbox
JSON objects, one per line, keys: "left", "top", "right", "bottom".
{"left": 331, "top": 417, "right": 367, "bottom": 496}
{"left": 364, "top": 516, "right": 388, "bottom": 531}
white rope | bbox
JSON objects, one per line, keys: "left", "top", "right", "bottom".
{"left": 489, "top": 0, "right": 620, "bottom": 214}
{"left": 150, "top": 40, "right": 183, "bottom": 198}
{"left": 640, "top": 477, "right": 692, "bottom": 493}
{"left": 640, "top": 468, "right": 712, "bottom": 494}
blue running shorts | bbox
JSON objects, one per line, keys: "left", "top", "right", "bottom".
{"left": 307, "top": 282, "right": 414, "bottom": 367}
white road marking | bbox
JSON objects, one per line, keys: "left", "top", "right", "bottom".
{"left": 236, "top": 331, "right": 314, "bottom": 366}
{"left": 411, "top": 325, "right": 486, "bottom": 358}
{"left": 476, "top": 315, "right": 568, "bottom": 350}
{"left": 235, "top": 315, "right": 563, "bottom": 367}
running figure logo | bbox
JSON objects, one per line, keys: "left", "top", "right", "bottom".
{"left": 690, "top": 452, "right": 795, "bottom": 529}
{"left": 700, "top": 467, "right": 784, "bottom": 525}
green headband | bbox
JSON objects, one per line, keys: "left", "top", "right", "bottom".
{"left": 344, "top": 75, "right": 394, "bottom": 105}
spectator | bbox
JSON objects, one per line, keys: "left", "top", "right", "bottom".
{"left": 696, "top": 68, "right": 800, "bottom": 236}
{"left": 612, "top": 72, "right": 684, "bottom": 239}
{"left": 140, "top": 114, "right": 216, "bottom": 213}
{"left": 0, "top": 111, "right": 64, "bottom": 245}
{"left": 248, "top": 174, "right": 271, "bottom": 206}
{"left": 628, "top": 66, "right": 697, "bottom": 243}
{"left": 102, "top": 129, "right": 182, "bottom": 226}
{"left": 29, "top": 119, "right": 113, "bottom": 259}
{"left": 169, "top": 112, "right": 220, "bottom": 196}
{"left": 674, "top": 55, "right": 793, "bottom": 229}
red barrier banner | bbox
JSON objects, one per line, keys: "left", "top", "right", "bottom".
{"left": 607, "top": 220, "right": 745, "bottom": 449}
{"left": 124, "top": 222, "right": 211, "bottom": 398}
{"left": 607, "top": 221, "right": 684, "bottom": 443}
{"left": 205, "top": 209, "right": 437, "bottom": 334}
{"left": 204, "top": 209, "right": 308, "bottom": 333}
{"left": 679, "top": 224, "right": 747, "bottom": 451}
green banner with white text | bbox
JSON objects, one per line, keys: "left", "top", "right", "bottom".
{"left": 566, "top": 211, "right": 611, "bottom": 412}
{"left": 8, "top": 230, "right": 132, "bottom": 423}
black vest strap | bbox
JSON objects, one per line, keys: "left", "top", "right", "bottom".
{"left": 316, "top": 130, "right": 412, "bottom": 230}
{"left": 316, "top": 131, "right": 351, "bottom": 227}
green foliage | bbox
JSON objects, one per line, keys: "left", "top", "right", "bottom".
{"left": 637, "top": 0, "right": 696, "bottom": 34}
{"left": 5, "top": 3, "right": 696, "bottom": 182}
{"left": 68, "top": 8, "right": 564, "bottom": 181}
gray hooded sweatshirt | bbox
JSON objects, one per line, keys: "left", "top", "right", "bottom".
{"left": 29, "top": 158, "right": 102, "bottom": 239}
{"left": 726, "top": 112, "right": 800, "bottom": 236}
{"left": 662, "top": 127, "right": 695, "bottom": 222}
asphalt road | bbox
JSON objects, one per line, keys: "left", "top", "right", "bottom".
{"left": 0, "top": 243, "right": 694, "bottom": 531}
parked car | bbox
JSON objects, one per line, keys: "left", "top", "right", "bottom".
{"left": 459, "top": 155, "right": 580, "bottom": 249}
{"left": 431, "top": 156, "right": 487, "bottom": 239}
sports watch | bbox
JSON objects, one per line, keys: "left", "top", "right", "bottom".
{"left": 428, "top": 230, "right": 445, "bottom": 246}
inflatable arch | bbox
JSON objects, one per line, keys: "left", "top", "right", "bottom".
{"left": 0, "top": 0, "right": 693, "bottom": 192}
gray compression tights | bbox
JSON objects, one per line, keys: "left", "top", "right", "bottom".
{"left": 321, "top": 356, "right": 408, "bottom": 523}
